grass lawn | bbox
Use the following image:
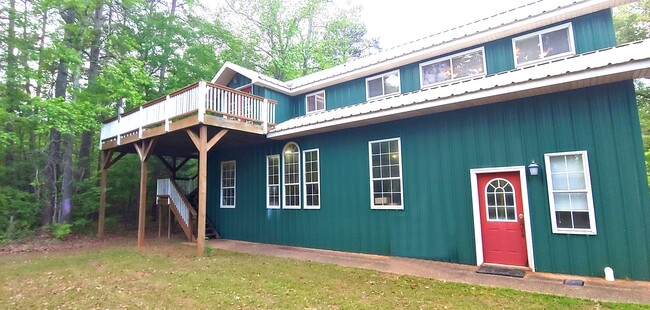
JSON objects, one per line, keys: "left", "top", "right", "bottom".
{"left": 0, "top": 238, "right": 646, "bottom": 309}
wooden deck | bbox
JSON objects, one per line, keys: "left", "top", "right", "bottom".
{"left": 99, "top": 81, "right": 277, "bottom": 151}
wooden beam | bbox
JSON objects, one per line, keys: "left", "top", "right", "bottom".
{"left": 157, "top": 155, "right": 176, "bottom": 175}
{"left": 196, "top": 125, "right": 208, "bottom": 256}
{"left": 207, "top": 129, "right": 229, "bottom": 151}
{"left": 176, "top": 157, "right": 191, "bottom": 171}
{"left": 137, "top": 156, "right": 148, "bottom": 248}
{"left": 98, "top": 150, "right": 110, "bottom": 238}
{"left": 186, "top": 129, "right": 200, "bottom": 149}
{"left": 135, "top": 139, "right": 155, "bottom": 248}
{"left": 107, "top": 152, "right": 126, "bottom": 169}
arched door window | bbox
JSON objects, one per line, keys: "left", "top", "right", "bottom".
{"left": 485, "top": 178, "right": 516, "bottom": 221}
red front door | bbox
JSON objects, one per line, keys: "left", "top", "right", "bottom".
{"left": 477, "top": 171, "right": 528, "bottom": 267}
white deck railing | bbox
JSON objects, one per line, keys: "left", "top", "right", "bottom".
{"left": 100, "top": 81, "right": 276, "bottom": 147}
{"left": 156, "top": 178, "right": 193, "bottom": 227}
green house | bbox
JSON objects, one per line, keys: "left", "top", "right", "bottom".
{"left": 98, "top": 0, "right": 650, "bottom": 280}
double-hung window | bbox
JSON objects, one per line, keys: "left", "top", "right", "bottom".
{"left": 420, "top": 47, "right": 486, "bottom": 88}
{"left": 544, "top": 151, "right": 596, "bottom": 234}
{"left": 303, "top": 149, "right": 320, "bottom": 209}
{"left": 366, "top": 70, "right": 401, "bottom": 100}
{"left": 369, "top": 138, "right": 404, "bottom": 210}
{"left": 267, "top": 155, "right": 280, "bottom": 209}
{"left": 305, "top": 91, "right": 326, "bottom": 114}
{"left": 512, "top": 23, "right": 575, "bottom": 67}
{"left": 220, "top": 161, "right": 236, "bottom": 208}
{"left": 283, "top": 142, "right": 301, "bottom": 209}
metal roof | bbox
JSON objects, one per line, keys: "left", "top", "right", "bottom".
{"left": 268, "top": 40, "right": 650, "bottom": 139}
{"left": 212, "top": 0, "right": 634, "bottom": 95}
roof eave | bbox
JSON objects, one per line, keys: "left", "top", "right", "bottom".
{"left": 267, "top": 58, "right": 650, "bottom": 140}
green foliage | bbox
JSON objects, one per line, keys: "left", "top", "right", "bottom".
{"left": 0, "top": 187, "right": 40, "bottom": 241}
{"left": 50, "top": 223, "right": 72, "bottom": 240}
{"left": 614, "top": 0, "right": 650, "bottom": 44}
{"left": 223, "top": 0, "right": 379, "bottom": 80}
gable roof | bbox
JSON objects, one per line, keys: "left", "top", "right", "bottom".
{"left": 268, "top": 40, "right": 650, "bottom": 139}
{"left": 212, "top": 0, "right": 634, "bottom": 95}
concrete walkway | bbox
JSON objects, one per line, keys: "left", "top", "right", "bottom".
{"left": 208, "top": 239, "right": 650, "bottom": 305}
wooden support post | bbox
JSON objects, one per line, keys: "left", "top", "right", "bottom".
{"left": 98, "top": 150, "right": 126, "bottom": 238}
{"left": 134, "top": 139, "right": 156, "bottom": 248}
{"left": 158, "top": 199, "right": 162, "bottom": 238}
{"left": 168, "top": 205, "right": 172, "bottom": 239}
{"left": 187, "top": 126, "right": 228, "bottom": 256}
{"left": 98, "top": 151, "right": 111, "bottom": 238}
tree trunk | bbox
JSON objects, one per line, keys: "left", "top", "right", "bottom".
{"left": 77, "top": 3, "right": 104, "bottom": 183}
{"left": 158, "top": 0, "right": 177, "bottom": 95}
{"left": 49, "top": 7, "right": 76, "bottom": 224}
{"left": 43, "top": 128, "right": 60, "bottom": 225}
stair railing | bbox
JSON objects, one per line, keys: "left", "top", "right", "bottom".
{"left": 156, "top": 178, "right": 198, "bottom": 241}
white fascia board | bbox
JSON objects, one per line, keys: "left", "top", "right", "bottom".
{"left": 284, "top": 0, "right": 634, "bottom": 95}
{"left": 267, "top": 58, "right": 650, "bottom": 139}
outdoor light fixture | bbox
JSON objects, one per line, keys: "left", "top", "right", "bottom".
{"left": 528, "top": 160, "right": 540, "bottom": 176}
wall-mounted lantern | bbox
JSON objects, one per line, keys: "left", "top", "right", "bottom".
{"left": 528, "top": 160, "right": 540, "bottom": 176}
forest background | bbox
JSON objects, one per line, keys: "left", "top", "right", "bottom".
{"left": 0, "top": 0, "right": 647, "bottom": 240}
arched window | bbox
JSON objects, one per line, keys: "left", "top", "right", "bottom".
{"left": 283, "top": 142, "right": 300, "bottom": 209}
{"left": 485, "top": 178, "right": 516, "bottom": 221}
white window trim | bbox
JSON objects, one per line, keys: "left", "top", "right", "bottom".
{"left": 282, "top": 142, "right": 301, "bottom": 209}
{"left": 266, "top": 154, "right": 280, "bottom": 209}
{"left": 544, "top": 150, "right": 597, "bottom": 235}
{"left": 302, "top": 148, "right": 321, "bottom": 210}
{"left": 220, "top": 160, "right": 236, "bottom": 209}
{"left": 512, "top": 22, "right": 575, "bottom": 67}
{"left": 419, "top": 47, "right": 487, "bottom": 89}
{"left": 365, "top": 70, "right": 401, "bottom": 101}
{"left": 305, "top": 90, "right": 326, "bottom": 114}
{"left": 368, "top": 137, "right": 404, "bottom": 210}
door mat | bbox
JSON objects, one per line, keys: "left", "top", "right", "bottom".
{"left": 476, "top": 265, "right": 526, "bottom": 278}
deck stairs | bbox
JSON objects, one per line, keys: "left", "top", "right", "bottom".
{"left": 156, "top": 178, "right": 220, "bottom": 242}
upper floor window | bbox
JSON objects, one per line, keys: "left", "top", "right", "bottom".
{"left": 306, "top": 91, "right": 326, "bottom": 114}
{"left": 544, "top": 151, "right": 596, "bottom": 235}
{"left": 220, "top": 161, "right": 236, "bottom": 208}
{"left": 283, "top": 142, "right": 301, "bottom": 209}
{"left": 420, "top": 47, "right": 486, "bottom": 88}
{"left": 366, "top": 70, "right": 400, "bottom": 100}
{"left": 369, "top": 138, "right": 404, "bottom": 210}
{"left": 513, "top": 23, "right": 575, "bottom": 67}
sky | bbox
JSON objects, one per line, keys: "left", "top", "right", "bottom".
{"left": 205, "top": 0, "right": 526, "bottom": 49}
{"left": 354, "top": 0, "right": 523, "bottom": 47}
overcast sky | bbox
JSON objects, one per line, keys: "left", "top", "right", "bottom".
{"left": 206, "top": 0, "right": 526, "bottom": 48}
{"left": 355, "top": 0, "right": 523, "bottom": 47}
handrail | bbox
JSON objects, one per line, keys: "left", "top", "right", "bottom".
{"left": 99, "top": 80, "right": 276, "bottom": 147}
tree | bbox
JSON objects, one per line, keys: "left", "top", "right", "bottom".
{"left": 223, "top": 0, "right": 379, "bottom": 80}
{"left": 614, "top": 0, "right": 650, "bottom": 184}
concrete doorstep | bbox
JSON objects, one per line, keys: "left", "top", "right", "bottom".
{"left": 208, "top": 239, "right": 650, "bottom": 305}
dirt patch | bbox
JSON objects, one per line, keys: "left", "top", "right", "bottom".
{"left": 0, "top": 232, "right": 133, "bottom": 255}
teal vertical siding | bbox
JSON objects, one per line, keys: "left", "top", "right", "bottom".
{"left": 227, "top": 73, "right": 251, "bottom": 88}
{"left": 208, "top": 81, "right": 650, "bottom": 280}
{"left": 277, "top": 10, "right": 617, "bottom": 118}
{"left": 323, "top": 77, "right": 366, "bottom": 110}
{"left": 260, "top": 88, "right": 294, "bottom": 123}
{"left": 573, "top": 9, "right": 616, "bottom": 53}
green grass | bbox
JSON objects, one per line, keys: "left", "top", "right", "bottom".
{"left": 0, "top": 239, "right": 646, "bottom": 309}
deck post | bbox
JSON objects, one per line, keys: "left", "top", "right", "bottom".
{"left": 98, "top": 150, "right": 111, "bottom": 238}
{"left": 164, "top": 95, "right": 171, "bottom": 132}
{"left": 262, "top": 99, "right": 269, "bottom": 134}
{"left": 134, "top": 139, "right": 156, "bottom": 248}
{"left": 98, "top": 150, "right": 125, "bottom": 238}
{"left": 198, "top": 81, "right": 206, "bottom": 124}
{"left": 187, "top": 126, "right": 228, "bottom": 256}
